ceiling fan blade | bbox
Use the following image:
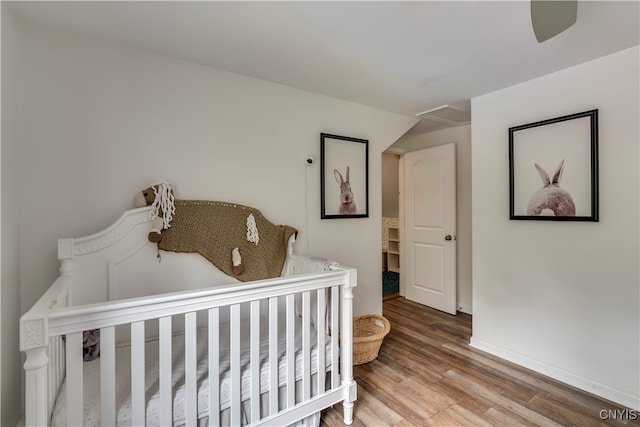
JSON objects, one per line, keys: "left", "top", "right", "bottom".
{"left": 531, "top": 0, "right": 578, "bottom": 43}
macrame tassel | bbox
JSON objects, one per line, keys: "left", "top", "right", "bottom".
{"left": 150, "top": 182, "right": 176, "bottom": 230}
{"left": 246, "top": 213, "right": 259, "bottom": 245}
{"left": 232, "top": 247, "right": 243, "bottom": 275}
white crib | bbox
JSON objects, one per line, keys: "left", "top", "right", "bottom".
{"left": 20, "top": 207, "right": 357, "bottom": 426}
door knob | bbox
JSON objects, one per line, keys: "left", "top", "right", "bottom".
{"left": 445, "top": 235, "right": 453, "bottom": 241}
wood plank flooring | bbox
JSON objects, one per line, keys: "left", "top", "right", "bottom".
{"left": 320, "top": 297, "right": 639, "bottom": 427}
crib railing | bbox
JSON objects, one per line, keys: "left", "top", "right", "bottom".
{"left": 21, "top": 267, "right": 357, "bottom": 427}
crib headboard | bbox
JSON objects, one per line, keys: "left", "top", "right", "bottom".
{"left": 60, "top": 207, "right": 295, "bottom": 306}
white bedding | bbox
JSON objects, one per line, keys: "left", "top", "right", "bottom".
{"left": 51, "top": 316, "right": 333, "bottom": 426}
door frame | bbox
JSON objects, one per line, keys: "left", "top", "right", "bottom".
{"left": 398, "top": 155, "right": 406, "bottom": 297}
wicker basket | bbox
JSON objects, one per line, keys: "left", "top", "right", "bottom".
{"left": 352, "top": 315, "right": 391, "bottom": 365}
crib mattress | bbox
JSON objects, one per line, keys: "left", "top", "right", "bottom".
{"left": 51, "top": 317, "right": 333, "bottom": 426}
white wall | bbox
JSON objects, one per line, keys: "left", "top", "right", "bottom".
{"left": 393, "top": 125, "right": 473, "bottom": 313}
{"left": 471, "top": 46, "right": 639, "bottom": 409}
{"left": 1, "top": 6, "right": 24, "bottom": 426}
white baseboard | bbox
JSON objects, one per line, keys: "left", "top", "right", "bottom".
{"left": 457, "top": 304, "right": 472, "bottom": 315}
{"left": 469, "top": 337, "right": 640, "bottom": 410}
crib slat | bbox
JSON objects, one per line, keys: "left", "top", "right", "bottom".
{"left": 302, "top": 291, "right": 311, "bottom": 401}
{"left": 230, "top": 304, "right": 241, "bottom": 427}
{"left": 57, "top": 336, "right": 64, "bottom": 384}
{"left": 159, "top": 316, "right": 173, "bottom": 425}
{"left": 100, "top": 326, "right": 116, "bottom": 426}
{"left": 60, "top": 335, "right": 66, "bottom": 381}
{"left": 48, "top": 336, "right": 63, "bottom": 416}
{"left": 269, "top": 296, "right": 279, "bottom": 415}
{"left": 286, "top": 294, "right": 295, "bottom": 407}
{"left": 47, "top": 339, "right": 55, "bottom": 415}
{"left": 250, "top": 300, "right": 261, "bottom": 423}
{"left": 185, "top": 312, "right": 198, "bottom": 427}
{"left": 131, "top": 321, "right": 146, "bottom": 426}
{"left": 66, "top": 332, "right": 83, "bottom": 426}
{"left": 208, "top": 308, "right": 220, "bottom": 427}
{"left": 317, "top": 289, "right": 326, "bottom": 396}
{"left": 331, "top": 286, "right": 340, "bottom": 389}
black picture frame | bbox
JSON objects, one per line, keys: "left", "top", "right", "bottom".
{"left": 509, "top": 109, "right": 598, "bottom": 221}
{"left": 320, "top": 133, "right": 369, "bottom": 219}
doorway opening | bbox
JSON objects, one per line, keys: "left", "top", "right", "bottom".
{"left": 382, "top": 124, "right": 473, "bottom": 316}
{"left": 381, "top": 142, "right": 462, "bottom": 314}
{"left": 381, "top": 153, "right": 401, "bottom": 300}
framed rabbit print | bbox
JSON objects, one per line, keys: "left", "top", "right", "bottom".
{"left": 509, "top": 109, "right": 598, "bottom": 221}
{"left": 320, "top": 133, "right": 369, "bottom": 219}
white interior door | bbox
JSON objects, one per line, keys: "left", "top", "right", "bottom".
{"left": 403, "top": 143, "right": 457, "bottom": 314}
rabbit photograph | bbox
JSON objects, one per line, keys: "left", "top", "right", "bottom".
{"left": 321, "top": 133, "right": 369, "bottom": 219}
{"left": 509, "top": 109, "right": 598, "bottom": 221}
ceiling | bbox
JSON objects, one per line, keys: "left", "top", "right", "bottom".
{"left": 6, "top": 1, "right": 640, "bottom": 136}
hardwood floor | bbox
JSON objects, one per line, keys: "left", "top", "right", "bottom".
{"left": 320, "top": 297, "right": 639, "bottom": 427}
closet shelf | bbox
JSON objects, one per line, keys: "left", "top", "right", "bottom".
{"left": 386, "top": 227, "right": 400, "bottom": 274}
